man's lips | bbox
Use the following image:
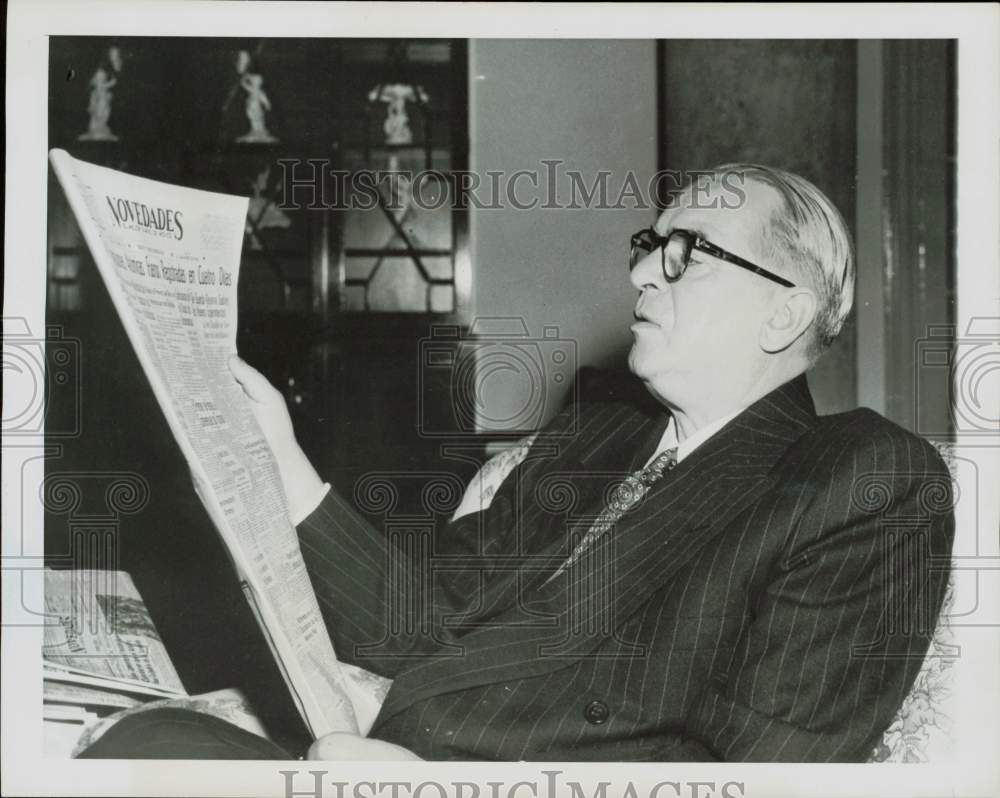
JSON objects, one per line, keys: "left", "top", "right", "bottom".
{"left": 631, "top": 309, "right": 659, "bottom": 329}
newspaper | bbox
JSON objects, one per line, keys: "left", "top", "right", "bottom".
{"left": 43, "top": 569, "right": 185, "bottom": 697}
{"left": 42, "top": 569, "right": 275, "bottom": 758}
{"left": 48, "top": 149, "right": 386, "bottom": 738}
{"left": 43, "top": 681, "right": 143, "bottom": 711}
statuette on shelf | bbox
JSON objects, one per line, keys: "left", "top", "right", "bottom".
{"left": 368, "top": 83, "right": 429, "bottom": 145}
{"left": 235, "top": 50, "right": 278, "bottom": 144}
{"left": 78, "top": 47, "right": 122, "bottom": 142}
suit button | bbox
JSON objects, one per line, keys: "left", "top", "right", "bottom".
{"left": 583, "top": 700, "right": 609, "bottom": 725}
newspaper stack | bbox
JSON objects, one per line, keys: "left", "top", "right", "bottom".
{"left": 42, "top": 569, "right": 188, "bottom": 756}
{"left": 43, "top": 569, "right": 272, "bottom": 757}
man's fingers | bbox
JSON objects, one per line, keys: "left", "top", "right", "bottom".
{"left": 229, "top": 355, "right": 278, "bottom": 403}
{"left": 307, "top": 732, "right": 422, "bottom": 761}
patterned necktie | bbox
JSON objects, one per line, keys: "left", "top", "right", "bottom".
{"left": 545, "top": 446, "right": 678, "bottom": 583}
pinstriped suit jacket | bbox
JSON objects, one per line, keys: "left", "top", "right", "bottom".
{"left": 297, "top": 375, "right": 954, "bottom": 761}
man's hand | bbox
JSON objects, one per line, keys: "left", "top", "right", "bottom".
{"left": 307, "top": 732, "right": 423, "bottom": 761}
{"left": 228, "top": 355, "right": 325, "bottom": 521}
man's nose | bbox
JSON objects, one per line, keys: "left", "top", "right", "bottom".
{"left": 629, "top": 249, "right": 665, "bottom": 291}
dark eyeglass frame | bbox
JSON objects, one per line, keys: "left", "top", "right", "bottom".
{"left": 629, "top": 227, "right": 796, "bottom": 288}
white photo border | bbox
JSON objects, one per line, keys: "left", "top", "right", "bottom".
{"left": 4, "top": 2, "right": 998, "bottom": 796}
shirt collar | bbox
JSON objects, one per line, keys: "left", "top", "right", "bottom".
{"left": 644, "top": 406, "right": 745, "bottom": 468}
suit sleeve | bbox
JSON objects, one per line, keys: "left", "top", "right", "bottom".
{"left": 294, "top": 401, "right": 582, "bottom": 679}
{"left": 675, "top": 433, "right": 954, "bottom": 762}
{"left": 295, "top": 484, "right": 516, "bottom": 680}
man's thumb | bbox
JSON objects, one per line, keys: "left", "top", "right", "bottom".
{"left": 229, "top": 355, "right": 275, "bottom": 402}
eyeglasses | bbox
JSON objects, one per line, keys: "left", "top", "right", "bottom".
{"left": 628, "top": 227, "right": 796, "bottom": 287}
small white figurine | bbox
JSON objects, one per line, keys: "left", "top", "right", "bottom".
{"left": 78, "top": 47, "right": 122, "bottom": 141}
{"left": 235, "top": 50, "right": 278, "bottom": 144}
{"left": 368, "top": 83, "right": 429, "bottom": 145}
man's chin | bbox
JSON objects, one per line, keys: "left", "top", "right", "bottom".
{"left": 627, "top": 348, "right": 654, "bottom": 381}
{"left": 626, "top": 346, "right": 640, "bottom": 375}
{"left": 627, "top": 347, "right": 680, "bottom": 390}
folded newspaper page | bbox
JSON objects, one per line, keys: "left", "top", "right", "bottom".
{"left": 43, "top": 681, "right": 143, "bottom": 711}
{"left": 49, "top": 149, "right": 386, "bottom": 737}
{"left": 43, "top": 569, "right": 185, "bottom": 697}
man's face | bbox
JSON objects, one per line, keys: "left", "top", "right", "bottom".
{"left": 627, "top": 181, "right": 785, "bottom": 400}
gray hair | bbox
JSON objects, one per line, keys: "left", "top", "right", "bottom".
{"left": 713, "top": 163, "right": 856, "bottom": 356}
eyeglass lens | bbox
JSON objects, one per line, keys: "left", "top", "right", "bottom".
{"left": 629, "top": 230, "right": 692, "bottom": 281}
{"left": 662, "top": 233, "right": 690, "bottom": 279}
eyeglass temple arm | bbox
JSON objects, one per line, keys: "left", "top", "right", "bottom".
{"left": 695, "top": 239, "right": 796, "bottom": 287}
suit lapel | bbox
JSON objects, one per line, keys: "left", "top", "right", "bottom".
{"left": 587, "top": 374, "right": 818, "bottom": 631}
{"left": 372, "top": 376, "right": 817, "bottom": 730}
{"left": 513, "top": 399, "right": 666, "bottom": 555}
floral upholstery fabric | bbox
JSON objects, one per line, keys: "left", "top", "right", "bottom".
{"left": 867, "top": 578, "right": 956, "bottom": 762}
{"left": 450, "top": 433, "right": 539, "bottom": 521}
{"left": 867, "top": 440, "right": 958, "bottom": 763}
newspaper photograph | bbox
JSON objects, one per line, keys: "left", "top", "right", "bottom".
{"left": 43, "top": 568, "right": 185, "bottom": 697}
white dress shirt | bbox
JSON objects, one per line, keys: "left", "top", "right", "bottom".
{"left": 642, "top": 408, "right": 744, "bottom": 468}
{"left": 292, "top": 481, "right": 331, "bottom": 526}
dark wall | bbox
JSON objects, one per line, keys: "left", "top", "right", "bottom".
{"left": 879, "top": 40, "right": 955, "bottom": 437}
{"left": 661, "top": 40, "right": 858, "bottom": 415}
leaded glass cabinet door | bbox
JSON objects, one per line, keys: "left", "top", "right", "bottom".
{"left": 332, "top": 40, "right": 469, "bottom": 321}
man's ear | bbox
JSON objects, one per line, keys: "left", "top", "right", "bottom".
{"left": 759, "top": 288, "right": 817, "bottom": 353}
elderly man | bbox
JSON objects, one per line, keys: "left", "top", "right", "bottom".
{"left": 82, "top": 165, "right": 953, "bottom": 762}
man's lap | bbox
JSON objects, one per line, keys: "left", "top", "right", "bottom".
{"left": 76, "top": 707, "right": 295, "bottom": 760}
